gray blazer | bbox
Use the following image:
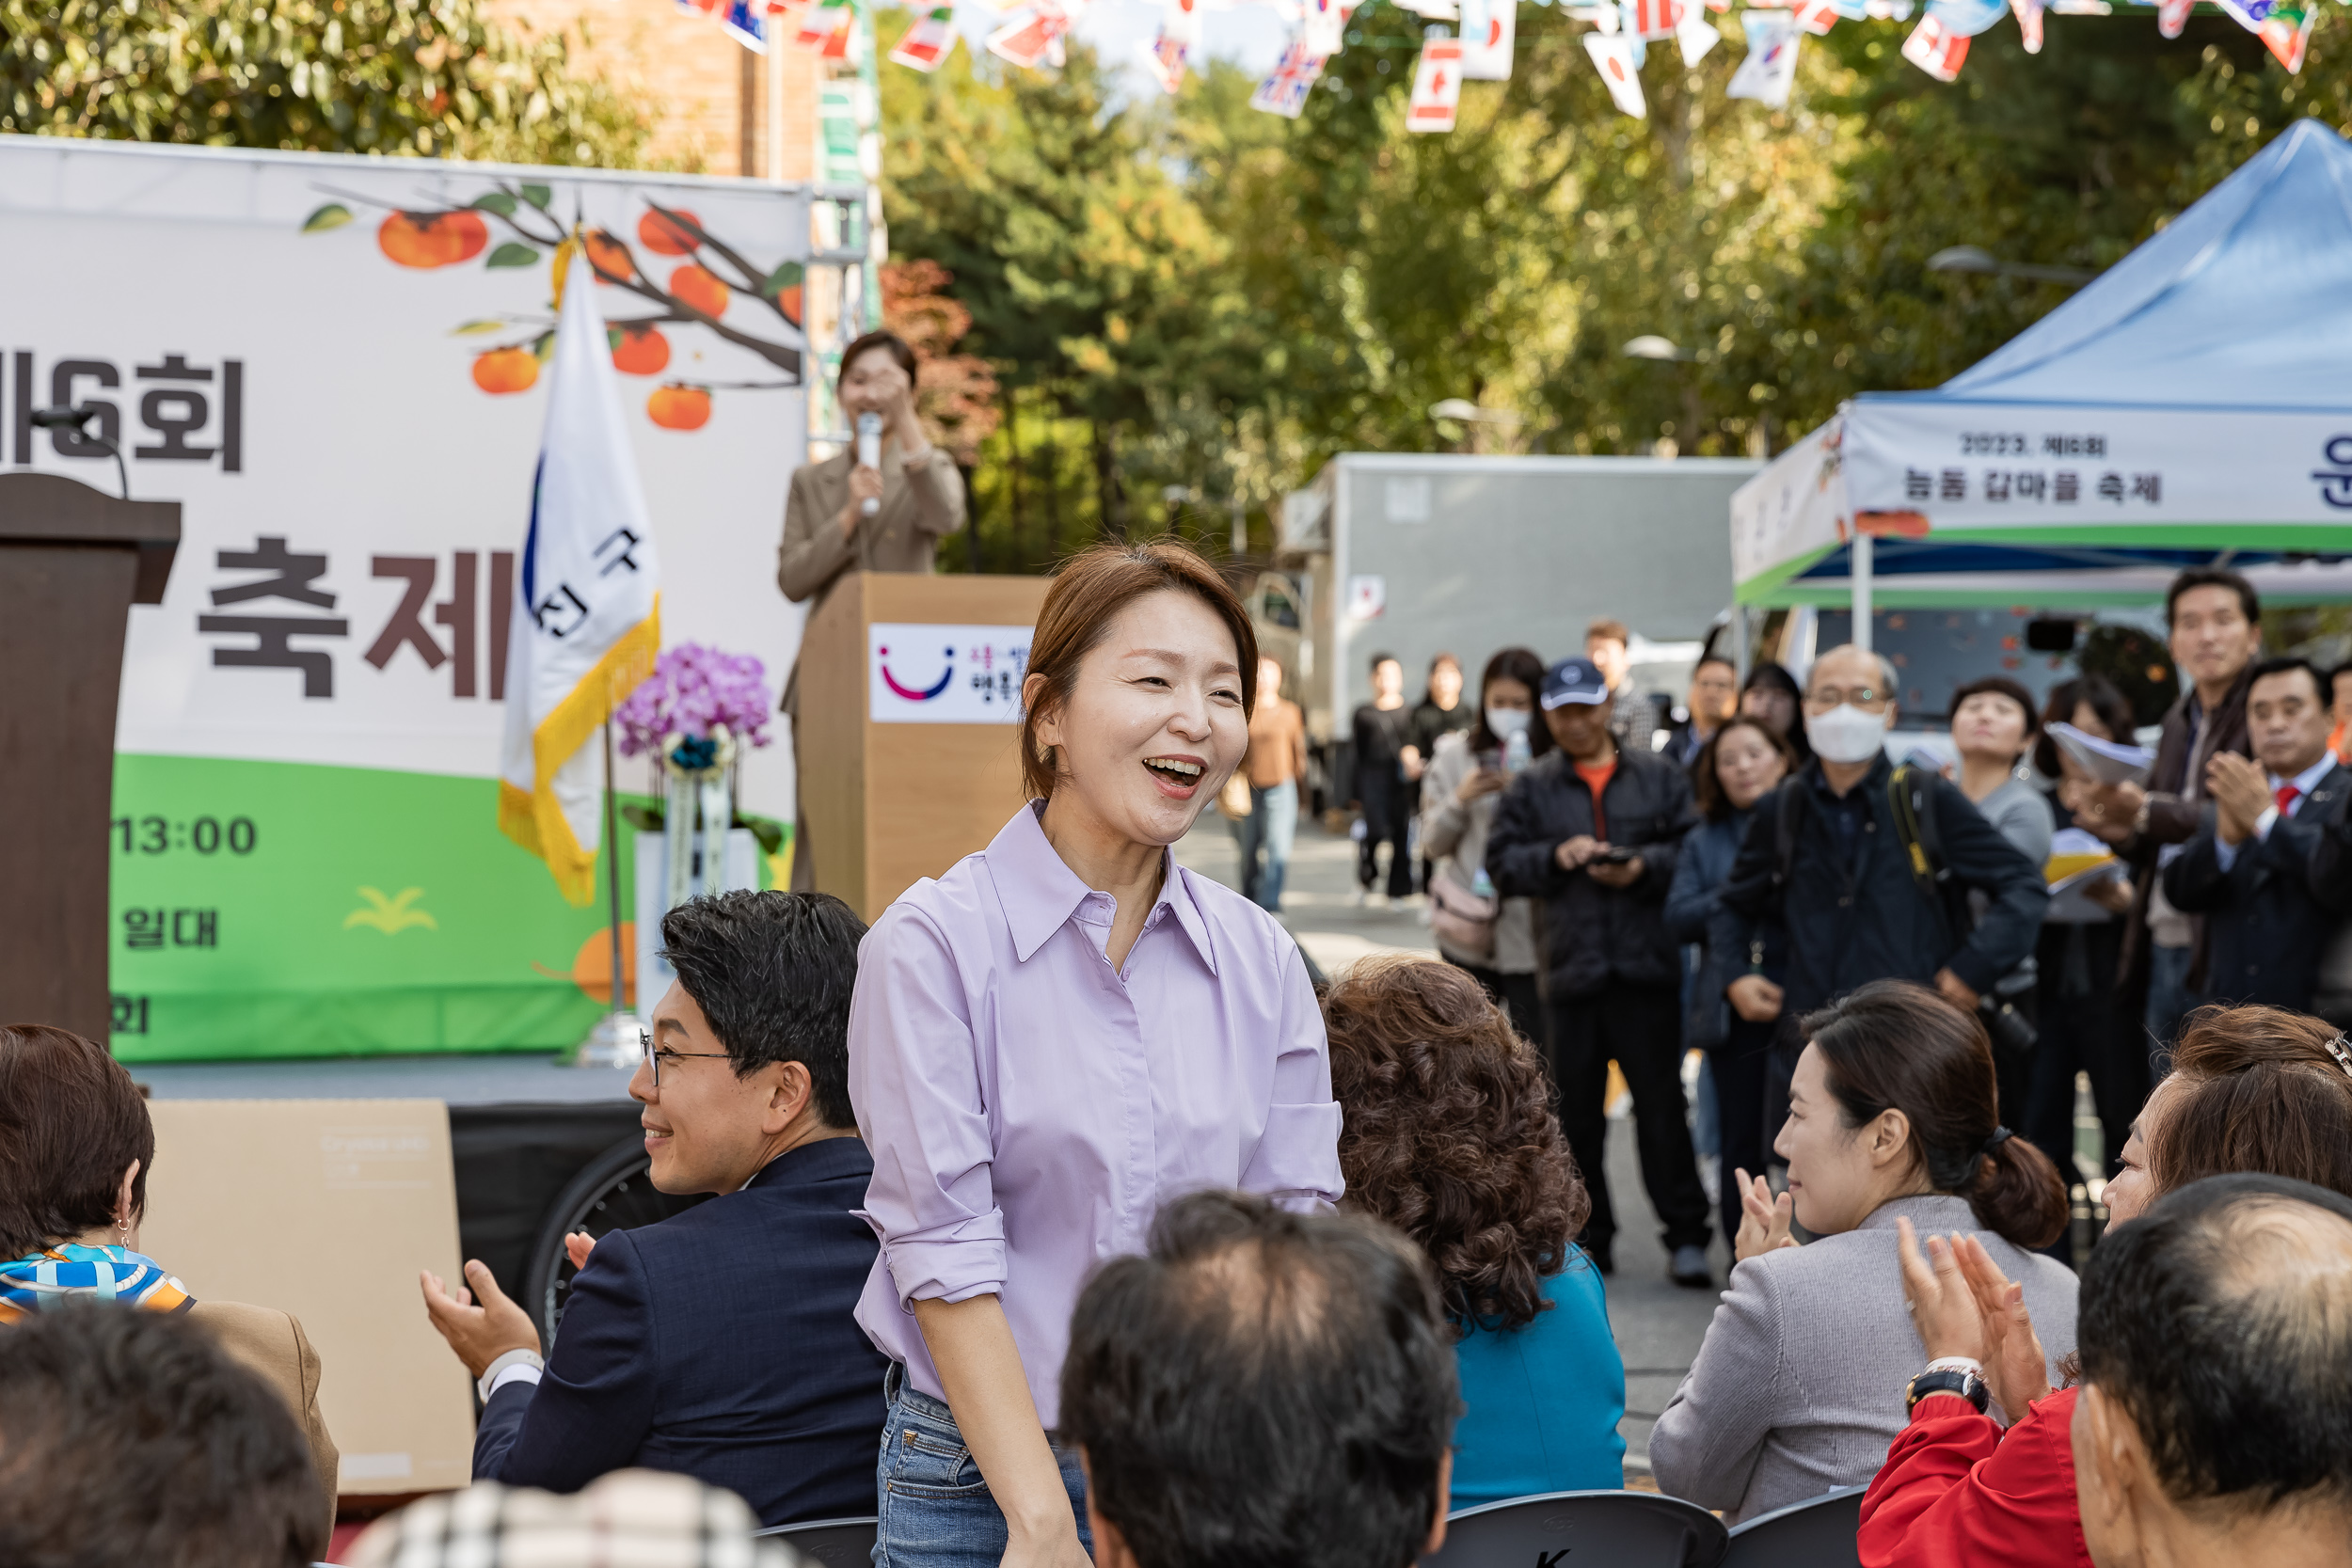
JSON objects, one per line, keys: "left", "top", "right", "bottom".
{"left": 1648, "top": 1193, "right": 2078, "bottom": 1524}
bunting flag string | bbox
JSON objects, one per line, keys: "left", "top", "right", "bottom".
{"left": 869, "top": 0, "right": 2328, "bottom": 127}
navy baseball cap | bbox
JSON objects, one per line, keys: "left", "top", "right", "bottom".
{"left": 1541, "top": 657, "right": 1611, "bottom": 709}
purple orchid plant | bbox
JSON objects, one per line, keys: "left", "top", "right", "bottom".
{"left": 615, "top": 644, "right": 774, "bottom": 767}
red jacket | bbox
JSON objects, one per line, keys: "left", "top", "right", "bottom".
{"left": 1856, "top": 1386, "right": 2091, "bottom": 1568}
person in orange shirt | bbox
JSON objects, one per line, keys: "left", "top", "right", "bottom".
{"left": 1232, "top": 656, "right": 1308, "bottom": 911}
{"left": 2326, "top": 659, "right": 2352, "bottom": 762}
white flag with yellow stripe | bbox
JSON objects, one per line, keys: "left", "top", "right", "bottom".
{"left": 498, "top": 245, "right": 660, "bottom": 905}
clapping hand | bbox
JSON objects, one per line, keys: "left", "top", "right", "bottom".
{"left": 564, "top": 1230, "right": 596, "bottom": 1270}
{"left": 1895, "top": 1220, "right": 2051, "bottom": 1421}
{"left": 420, "top": 1259, "right": 541, "bottom": 1379}
{"left": 1733, "top": 1167, "right": 1796, "bottom": 1262}
{"left": 2205, "top": 751, "right": 2270, "bottom": 847}
{"left": 1956, "top": 1232, "right": 2051, "bottom": 1418}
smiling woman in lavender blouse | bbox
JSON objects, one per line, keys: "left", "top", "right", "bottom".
{"left": 848, "top": 539, "right": 1345, "bottom": 1568}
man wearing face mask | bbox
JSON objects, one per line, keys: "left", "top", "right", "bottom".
{"left": 1705, "top": 645, "right": 2048, "bottom": 1132}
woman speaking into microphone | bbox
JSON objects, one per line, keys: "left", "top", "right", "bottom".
{"left": 848, "top": 541, "right": 1344, "bottom": 1568}
{"left": 777, "top": 329, "right": 966, "bottom": 888}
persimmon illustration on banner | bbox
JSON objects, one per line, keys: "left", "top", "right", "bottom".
{"left": 302, "top": 183, "right": 803, "bottom": 431}
{"left": 647, "top": 385, "right": 713, "bottom": 430}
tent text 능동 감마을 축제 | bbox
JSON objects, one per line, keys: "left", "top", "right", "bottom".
{"left": 1732, "top": 119, "right": 2352, "bottom": 613}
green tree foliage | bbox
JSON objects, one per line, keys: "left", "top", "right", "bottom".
{"left": 0, "top": 0, "right": 651, "bottom": 165}
{"left": 882, "top": 7, "right": 2352, "bottom": 563}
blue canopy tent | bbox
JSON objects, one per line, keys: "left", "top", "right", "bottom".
{"left": 1732, "top": 118, "right": 2352, "bottom": 610}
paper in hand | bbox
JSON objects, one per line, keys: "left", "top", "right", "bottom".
{"left": 2048, "top": 721, "right": 2154, "bottom": 786}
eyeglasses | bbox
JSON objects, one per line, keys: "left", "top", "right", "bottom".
{"left": 1803, "top": 686, "right": 1891, "bottom": 712}
{"left": 640, "top": 1030, "right": 728, "bottom": 1087}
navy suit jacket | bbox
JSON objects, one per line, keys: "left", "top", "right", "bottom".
{"left": 2162, "top": 762, "right": 2351, "bottom": 1013}
{"left": 474, "top": 1136, "right": 889, "bottom": 1526}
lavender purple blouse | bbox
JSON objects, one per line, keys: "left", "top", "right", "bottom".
{"left": 848, "top": 801, "right": 1344, "bottom": 1427}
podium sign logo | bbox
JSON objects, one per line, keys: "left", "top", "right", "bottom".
{"left": 869, "top": 623, "right": 1033, "bottom": 723}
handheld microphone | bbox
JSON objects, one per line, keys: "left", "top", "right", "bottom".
{"left": 856, "top": 412, "right": 882, "bottom": 516}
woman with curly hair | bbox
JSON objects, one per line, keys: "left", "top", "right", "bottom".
{"left": 1325, "top": 955, "right": 1626, "bottom": 1508}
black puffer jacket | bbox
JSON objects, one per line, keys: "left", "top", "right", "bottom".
{"left": 1486, "top": 746, "right": 1700, "bottom": 1000}
{"left": 1705, "top": 755, "right": 2048, "bottom": 1022}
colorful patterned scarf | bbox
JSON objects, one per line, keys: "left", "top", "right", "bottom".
{"left": 0, "top": 1244, "right": 193, "bottom": 1325}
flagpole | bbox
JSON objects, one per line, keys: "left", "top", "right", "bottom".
{"left": 568, "top": 716, "right": 643, "bottom": 1068}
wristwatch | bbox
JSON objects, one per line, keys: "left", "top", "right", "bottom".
{"left": 1905, "top": 1366, "right": 1990, "bottom": 1415}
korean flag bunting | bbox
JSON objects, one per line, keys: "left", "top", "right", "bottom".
{"left": 1460, "top": 0, "right": 1518, "bottom": 79}
{"left": 499, "top": 244, "right": 660, "bottom": 906}
{"left": 1164, "top": 0, "right": 1203, "bottom": 44}
{"left": 1901, "top": 12, "right": 1969, "bottom": 77}
{"left": 890, "top": 7, "right": 959, "bottom": 69}
{"left": 1726, "top": 9, "right": 1800, "bottom": 104}
{"left": 1407, "top": 37, "right": 1466, "bottom": 131}
{"left": 1676, "top": 1, "right": 1721, "bottom": 62}
{"left": 1583, "top": 30, "right": 1647, "bottom": 118}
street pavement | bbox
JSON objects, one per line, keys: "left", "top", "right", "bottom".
{"left": 1175, "top": 811, "right": 1728, "bottom": 1481}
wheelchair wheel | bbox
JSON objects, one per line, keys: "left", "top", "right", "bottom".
{"left": 521, "top": 1132, "right": 709, "bottom": 1347}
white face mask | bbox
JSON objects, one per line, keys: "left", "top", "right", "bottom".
{"left": 1805, "top": 704, "right": 1890, "bottom": 765}
{"left": 1485, "top": 706, "right": 1533, "bottom": 739}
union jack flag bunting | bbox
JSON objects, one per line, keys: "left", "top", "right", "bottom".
{"left": 2156, "top": 0, "right": 2193, "bottom": 34}
{"left": 1900, "top": 12, "right": 1968, "bottom": 78}
{"left": 1163, "top": 0, "right": 1202, "bottom": 45}
{"left": 1139, "top": 28, "right": 1189, "bottom": 92}
{"left": 890, "top": 6, "right": 958, "bottom": 70}
{"left": 721, "top": 0, "right": 768, "bottom": 50}
{"left": 1250, "top": 38, "right": 1327, "bottom": 117}
{"left": 1792, "top": 0, "right": 1838, "bottom": 34}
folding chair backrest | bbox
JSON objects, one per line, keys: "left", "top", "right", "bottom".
{"left": 752, "top": 1513, "right": 879, "bottom": 1566}
{"left": 1425, "top": 1489, "right": 1730, "bottom": 1568}
{"left": 1721, "top": 1483, "right": 1867, "bottom": 1568}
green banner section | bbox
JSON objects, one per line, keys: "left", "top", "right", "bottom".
{"left": 108, "top": 753, "right": 641, "bottom": 1062}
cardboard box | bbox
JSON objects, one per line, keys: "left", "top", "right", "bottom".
{"left": 142, "top": 1099, "right": 476, "bottom": 1496}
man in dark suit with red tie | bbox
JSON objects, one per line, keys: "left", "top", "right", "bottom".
{"left": 2163, "top": 657, "right": 2348, "bottom": 1015}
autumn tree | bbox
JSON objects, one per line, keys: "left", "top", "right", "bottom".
{"left": 0, "top": 0, "right": 652, "bottom": 166}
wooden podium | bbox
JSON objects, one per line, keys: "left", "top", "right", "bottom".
{"left": 800, "top": 572, "right": 1050, "bottom": 921}
{"left": 0, "top": 472, "right": 180, "bottom": 1042}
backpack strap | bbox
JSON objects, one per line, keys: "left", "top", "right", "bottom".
{"left": 1887, "top": 764, "right": 1961, "bottom": 948}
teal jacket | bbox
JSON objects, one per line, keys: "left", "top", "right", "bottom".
{"left": 1448, "top": 1254, "right": 1628, "bottom": 1511}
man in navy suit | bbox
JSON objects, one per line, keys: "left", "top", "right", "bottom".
{"left": 421, "top": 890, "right": 889, "bottom": 1526}
{"left": 2164, "top": 657, "right": 2349, "bottom": 1016}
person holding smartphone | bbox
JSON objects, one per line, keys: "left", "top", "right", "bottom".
{"left": 1486, "top": 656, "right": 1713, "bottom": 1286}
{"left": 1419, "top": 647, "right": 1552, "bottom": 1041}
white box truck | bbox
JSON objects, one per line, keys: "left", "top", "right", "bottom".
{"left": 1255, "top": 452, "right": 1761, "bottom": 805}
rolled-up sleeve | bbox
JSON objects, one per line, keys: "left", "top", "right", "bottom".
{"left": 1239, "top": 943, "right": 1345, "bottom": 1210}
{"left": 850, "top": 906, "right": 1007, "bottom": 1307}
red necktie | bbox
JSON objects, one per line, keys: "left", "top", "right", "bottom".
{"left": 2276, "top": 783, "right": 2302, "bottom": 816}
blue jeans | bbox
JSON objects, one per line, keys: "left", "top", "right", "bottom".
{"left": 1229, "top": 779, "right": 1298, "bottom": 912}
{"left": 873, "top": 1364, "right": 1091, "bottom": 1568}
{"left": 2143, "top": 942, "right": 2203, "bottom": 1074}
